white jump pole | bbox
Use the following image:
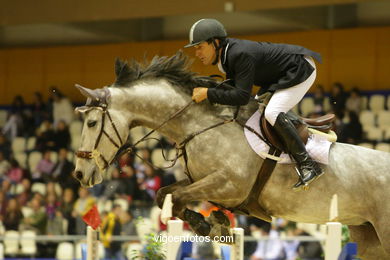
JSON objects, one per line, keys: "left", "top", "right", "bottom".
{"left": 161, "top": 194, "right": 185, "bottom": 260}
{"left": 325, "top": 194, "right": 342, "bottom": 260}
{"left": 86, "top": 226, "right": 99, "bottom": 260}
{"left": 230, "top": 227, "right": 244, "bottom": 260}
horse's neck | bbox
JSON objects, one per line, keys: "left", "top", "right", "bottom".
{"left": 109, "top": 83, "right": 221, "bottom": 143}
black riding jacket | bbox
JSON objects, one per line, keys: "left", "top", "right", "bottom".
{"left": 207, "top": 38, "right": 322, "bottom": 106}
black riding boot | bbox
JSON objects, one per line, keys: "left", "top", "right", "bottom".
{"left": 273, "top": 112, "right": 324, "bottom": 189}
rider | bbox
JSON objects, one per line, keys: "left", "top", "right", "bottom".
{"left": 185, "top": 18, "right": 323, "bottom": 189}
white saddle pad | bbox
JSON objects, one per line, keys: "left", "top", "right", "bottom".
{"left": 244, "top": 111, "right": 332, "bottom": 164}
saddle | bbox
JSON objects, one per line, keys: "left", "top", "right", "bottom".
{"left": 260, "top": 111, "right": 335, "bottom": 152}
{"left": 223, "top": 111, "right": 335, "bottom": 222}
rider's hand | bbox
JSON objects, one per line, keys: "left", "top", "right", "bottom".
{"left": 192, "top": 87, "right": 208, "bottom": 103}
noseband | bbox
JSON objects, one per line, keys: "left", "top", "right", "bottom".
{"left": 75, "top": 89, "right": 123, "bottom": 172}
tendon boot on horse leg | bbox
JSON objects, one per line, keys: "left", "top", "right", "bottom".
{"left": 170, "top": 192, "right": 212, "bottom": 237}
{"left": 208, "top": 210, "right": 232, "bottom": 242}
{"left": 273, "top": 112, "right": 324, "bottom": 189}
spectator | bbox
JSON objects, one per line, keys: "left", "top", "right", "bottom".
{"left": 35, "top": 120, "right": 56, "bottom": 151}
{"left": 21, "top": 197, "right": 47, "bottom": 234}
{"left": 120, "top": 210, "right": 137, "bottom": 237}
{"left": 54, "top": 120, "right": 71, "bottom": 151}
{"left": 0, "top": 151, "right": 11, "bottom": 184}
{"left": 329, "top": 82, "right": 348, "bottom": 116}
{"left": 1, "top": 179, "right": 13, "bottom": 198}
{"left": 17, "top": 178, "right": 33, "bottom": 206}
{"left": 46, "top": 192, "right": 60, "bottom": 220}
{"left": 2, "top": 95, "right": 27, "bottom": 140}
{"left": 313, "top": 84, "right": 326, "bottom": 114}
{"left": 31, "top": 92, "right": 48, "bottom": 128}
{"left": 51, "top": 87, "right": 74, "bottom": 126}
{"left": 72, "top": 187, "right": 96, "bottom": 235}
{"left": 121, "top": 165, "right": 140, "bottom": 201}
{"left": 250, "top": 222, "right": 285, "bottom": 260}
{"left": 102, "top": 167, "right": 127, "bottom": 200}
{"left": 294, "top": 227, "right": 323, "bottom": 260}
{"left": 346, "top": 87, "right": 363, "bottom": 115}
{"left": 101, "top": 204, "right": 125, "bottom": 260}
{"left": 59, "top": 188, "right": 76, "bottom": 234}
{"left": 0, "top": 134, "right": 11, "bottom": 160}
{"left": 6, "top": 158, "right": 24, "bottom": 185}
{"left": 339, "top": 111, "right": 363, "bottom": 145}
{"left": 47, "top": 209, "right": 66, "bottom": 235}
{"left": 3, "top": 197, "right": 23, "bottom": 231}
{"left": 51, "top": 148, "right": 77, "bottom": 192}
{"left": 0, "top": 191, "right": 6, "bottom": 220}
{"left": 138, "top": 164, "right": 161, "bottom": 202}
{"left": 33, "top": 150, "right": 54, "bottom": 182}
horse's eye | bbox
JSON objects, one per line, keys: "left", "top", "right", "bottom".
{"left": 87, "top": 120, "right": 97, "bottom": 128}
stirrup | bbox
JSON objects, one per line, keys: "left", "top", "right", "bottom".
{"left": 293, "top": 167, "right": 309, "bottom": 191}
{"left": 292, "top": 167, "right": 320, "bottom": 191}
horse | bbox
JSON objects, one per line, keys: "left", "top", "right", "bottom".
{"left": 73, "top": 51, "right": 390, "bottom": 260}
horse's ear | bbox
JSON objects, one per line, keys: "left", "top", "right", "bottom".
{"left": 75, "top": 84, "right": 100, "bottom": 101}
{"left": 115, "top": 58, "right": 131, "bottom": 80}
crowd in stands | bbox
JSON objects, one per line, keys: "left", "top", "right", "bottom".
{"left": 0, "top": 83, "right": 388, "bottom": 259}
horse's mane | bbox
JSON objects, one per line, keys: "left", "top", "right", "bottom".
{"left": 114, "top": 51, "right": 218, "bottom": 95}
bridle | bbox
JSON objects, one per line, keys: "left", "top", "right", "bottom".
{"left": 75, "top": 82, "right": 269, "bottom": 176}
{"left": 75, "top": 88, "right": 124, "bottom": 172}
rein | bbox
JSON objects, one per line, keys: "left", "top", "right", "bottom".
{"left": 76, "top": 81, "right": 270, "bottom": 176}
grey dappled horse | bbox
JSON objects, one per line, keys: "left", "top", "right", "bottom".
{"left": 74, "top": 52, "right": 390, "bottom": 260}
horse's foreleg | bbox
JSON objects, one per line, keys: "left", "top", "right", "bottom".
{"left": 156, "top": 178, "right": 191, "bottom": 208}
{"left": 349, "top": 224, "right": 390, "bottom": 260}
{"left": 171, "top": 172, "right": 249, "bottom": 238}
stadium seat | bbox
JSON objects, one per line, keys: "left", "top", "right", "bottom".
{"left": 14, "top": 183, "right": 24, "bottom": 195}
{"left": 50, "top": 151, "right": 58, "bottom": 163}
{"left": 69, "top": 120, "right": 83, "bottom": 136}
{"left": 375, "top": 143, "right": 390, "bottom": 152}
{"left": 376, "top": 110, "right": 390, "bottom": 129}
{"left": 21, "top": 206, "right": 34, "bottom": 218}
{"left": 365, "top": 127, "right": 383, "bottom": 141}
{"left": 20, "top": 230, "right": 37, "bottom": 256}
{"left": 150, "top": 205, "right": 162, "bottom": 232}
{"left": 0, "top": 110, "right": 8, "bottom": 127}
{"left": 369, "top": 94, "right": 385, "bottom": 112}
{"left": 12, "top": 137, "right": 26, "bottom": 153}
{"left": 26, "top": 137, "right": 36, "bottom": 150}
{"left": 126, "top": 243, "right": 143, "bottom": 259}
{"left": 151, "top": 148, "right": 166, "bottom": 168}
{"left": 358, "top": 142, "right": 374, "bottom": 149}
{"left": 146, "top": 130, "right": 162, "bottom": 149}
{"left": 31, "top": 182, "right": 46, "bottom": 195}
{"left": 323, "top": 96, "right": 331, "bottom": 112}
{"left": 129, "top": 127, "right": 148, "bottom": 149}
{"left": 135, "top": 218, "right": 153, "bottom": 244}
{"left": 4, "top": 230, "right": 19, "bottom": 256}
{"left": 359, "top": 110, "right": 376, "bottom": 130}
{"left": 0, "top": 242, "right": 4, "bottom": 259}
{"left": 28, "top": 151, "right": 42, "bottom": 172}
{"left": 14, "top": 152, "right": 27, "bottom": 168}
{"left": 360, "top": 95, "right": 368, "bottom": 111}
{"left": 56, "top": 242, "right": 75, "bottom": 260}
{"left": 114, "top": 198, "right": 129, "bottom": 212}
{"left": 299, "top": 97, "right": 315, "bottom": 116}
{"left": 71, "top": 136, "right": 81, "bottom": 151}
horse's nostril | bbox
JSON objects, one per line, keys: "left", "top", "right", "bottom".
{"left": 74, "top": 171, "right": 83, "bottom": 181}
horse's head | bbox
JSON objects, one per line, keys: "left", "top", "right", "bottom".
{"left": 73, "top": 84, "right": 130, "bottom": 187}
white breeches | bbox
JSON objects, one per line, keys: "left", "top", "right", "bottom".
{"left": 265, "top": 56, "right": 316, "bottom": 126}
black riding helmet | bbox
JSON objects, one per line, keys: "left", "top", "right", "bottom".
{"left": 184, "top": 19, "right": 227, "bottom": 65}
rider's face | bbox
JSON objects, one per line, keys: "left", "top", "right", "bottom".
{"left": 194, "top": 42, "right": 216, "bottom": 66}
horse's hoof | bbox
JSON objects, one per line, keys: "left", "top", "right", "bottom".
{"left": 184, "top": 209, "right": 211, "bottom": 236}
{"left": 209, "top": 210, "right": 230, "bottom": 227}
